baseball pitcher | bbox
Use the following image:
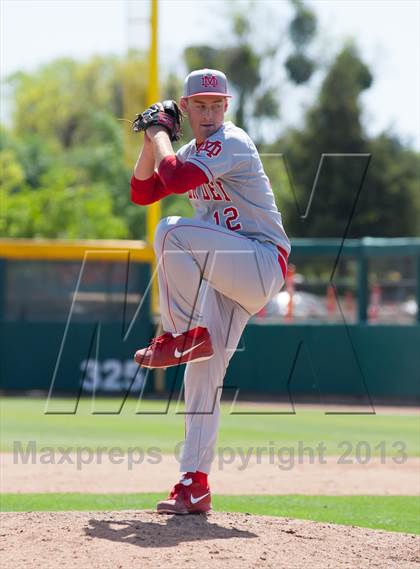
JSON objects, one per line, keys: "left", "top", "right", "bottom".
{"left": 131, "top": 68, "right": 290, "bottom": 514}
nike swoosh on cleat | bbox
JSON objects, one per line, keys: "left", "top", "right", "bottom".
{"left": 174, "top": 341, "right": 205, "bottom": 358}
{"left": 190, "top": 492, "right": 210, "bottom": 504}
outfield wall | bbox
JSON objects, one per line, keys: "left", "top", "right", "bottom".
{"left": 0, "top": 238, "right": 419, "bottom": 402}
{"left": 0, "top": 239, "right": 154, "bottom": 396}
{"left": 1, "top": 322, "right": 418, "bottom": 402}
{"left": 223, "top": 323, "right": 420, "bottom": 400}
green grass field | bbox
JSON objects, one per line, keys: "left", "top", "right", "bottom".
{"left": 1, "top": 494, "right": 418, "bottom": 535}
{"left": 1, "top": 397, "right": 418, "bottom": 457}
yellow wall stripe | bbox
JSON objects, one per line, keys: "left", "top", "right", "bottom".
{"left": 0, "top": 239, "right": 155, "bottom": 263}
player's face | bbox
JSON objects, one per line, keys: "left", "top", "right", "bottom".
{"left": 182, "top": 96, "right": 228, "bottom": 142}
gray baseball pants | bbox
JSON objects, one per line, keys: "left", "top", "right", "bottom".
{"left": 154, "top": 216, "right": 285, "bottom": 474}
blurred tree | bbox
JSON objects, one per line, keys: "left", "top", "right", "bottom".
{"left": 8, "top": 54, "right": 147, "bottom": 146}
{"left": 0, "top": 148, "right": 25, "bottom": 195}
{"left": 2, "top": 183, "right": 128, "bottom": 239}
{"left": 3, "top": 41, "right": 417, "bottom": 242}
{"left": 184, "top": 0, "right": 318, "bottom": 137}
{"left": 1, "top": 54, "right": 152, "bottom": 239}
{"left": 270, "top": 43, "right": 419, "bottom": 237}
{"left": 357, "top": 134, "right": 420, "bottom": 237}
{"left": 288, "top": 0, "right": 317, "bottom": 46}
{"left": 285, "top": 0, "right": 317, "bottom": 84}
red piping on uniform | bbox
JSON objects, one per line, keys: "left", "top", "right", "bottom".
{"left": 189, "top": 157, "right": 214, "bottom": 181}
{"left": 276, "top": 245, "right": 289, "bottom": 280}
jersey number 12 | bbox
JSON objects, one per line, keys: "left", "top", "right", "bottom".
{"left": 213, "top": 207, "right": 242, "bottom": 231}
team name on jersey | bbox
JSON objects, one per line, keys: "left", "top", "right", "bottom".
{"left": 188, "top": 179, "right": 232, "bottom": 202}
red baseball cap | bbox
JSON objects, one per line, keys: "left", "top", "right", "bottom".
{"left": 183, "top": 68, "right": 232, "bottom": 98}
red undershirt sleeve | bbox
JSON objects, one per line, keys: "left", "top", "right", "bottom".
{"left": 130, "top": 172, "right": 172, "bottom": 206}
{"left": 130, "top": 155, "right": 208, "bottom": 206}
{"left": 158, "top": 155, "right": 208, "bottom": 194}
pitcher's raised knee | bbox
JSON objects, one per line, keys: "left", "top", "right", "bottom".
{"left": 153, "top": 216, "right": 183, "bottom": 254}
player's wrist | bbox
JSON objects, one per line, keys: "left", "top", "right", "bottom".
{"left": 146, "top": 125, "right": 171, "bottom": 140}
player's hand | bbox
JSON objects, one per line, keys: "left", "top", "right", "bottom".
{"left": 132, "top": 100, "right": 182, "bottom": 142}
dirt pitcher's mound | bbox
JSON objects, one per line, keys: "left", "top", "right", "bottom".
{"left": 1, "top": 511, "right": 419, "bottom": 569}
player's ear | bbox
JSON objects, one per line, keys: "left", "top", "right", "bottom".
{"left": 180, "top": 97, "right": 188, "bottom": 113}
{"left": 224, "top": 98, "right": 229, "bottom": 111}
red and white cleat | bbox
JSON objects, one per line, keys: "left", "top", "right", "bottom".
{"left": 156, "top": 476, "right": 211, "bottom": 515}
{"left": 134, "top": 327, "right": 214, "bottom": 369}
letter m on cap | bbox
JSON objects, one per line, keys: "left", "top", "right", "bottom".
{"left": 202, "top": 75, "right": 218, "bottom": 88}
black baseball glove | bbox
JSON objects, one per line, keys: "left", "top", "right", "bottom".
{"left": 132, "top": 100, "right": 182, "bottom": 142}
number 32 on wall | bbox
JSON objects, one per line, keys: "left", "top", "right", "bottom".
{"left": 213, "top": 206, "right": 242, "bottom": 231}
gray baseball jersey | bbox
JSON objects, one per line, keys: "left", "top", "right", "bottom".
{"left": 176, "top": 121, "right": 291, "bottom": 255}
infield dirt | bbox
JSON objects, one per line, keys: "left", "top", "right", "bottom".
{"left": 1, "top": 453, "right": 419, "bottom": 495}
{"left": 1, "top": 510, "right": 419, "bottom": 569}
